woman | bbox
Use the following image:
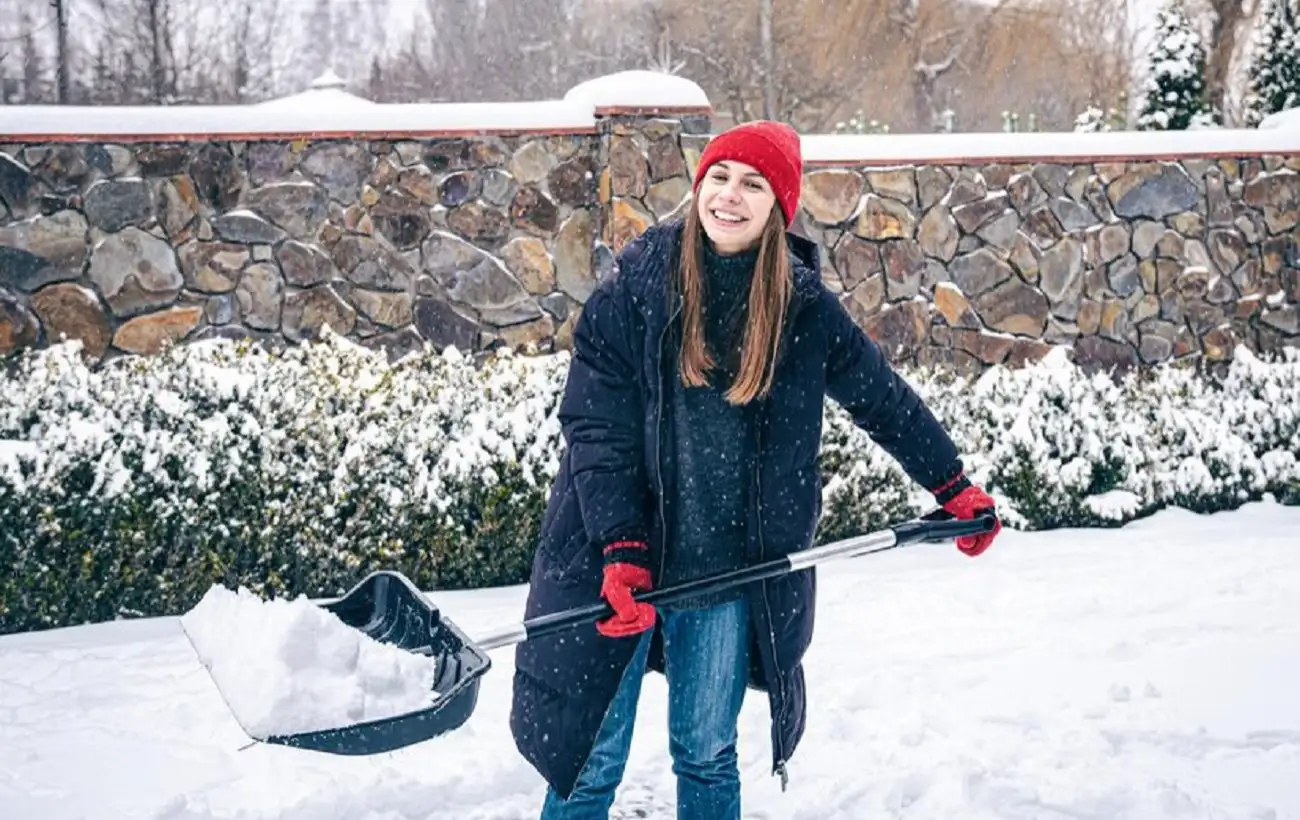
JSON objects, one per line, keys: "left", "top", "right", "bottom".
{"left": 509, "top": 120, "right": 1001, "bottom": 819}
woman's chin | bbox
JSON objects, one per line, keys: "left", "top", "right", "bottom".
{"left": 703, "top": 221, "right": 758, "bottom": 253}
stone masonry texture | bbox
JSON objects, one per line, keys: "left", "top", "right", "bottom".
{"left": 2, "top": 112, "right": 1298, "bottom": 377}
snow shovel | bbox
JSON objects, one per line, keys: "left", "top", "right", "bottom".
{"left": 224, "top": 510, "right": 997, "bottom": 756}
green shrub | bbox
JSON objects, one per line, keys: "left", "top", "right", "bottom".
{"left": 2, "top": 334, "right": 1297, "bottom": 635}
{"left": 0, "top": 334, "right": 566, "bottom": 633}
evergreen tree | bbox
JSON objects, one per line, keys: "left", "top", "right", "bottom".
{"left": 1136, "top": 0, "right": 1218, "bottom": 130}
{"left": 1244, "top": 0, "right": 1300, "bottom": 126}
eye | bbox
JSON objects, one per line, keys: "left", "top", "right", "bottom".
{"left": 745, "top": 180, "right": 764, "bottom": 191}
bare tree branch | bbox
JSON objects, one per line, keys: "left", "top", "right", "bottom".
{"left": 1202, "top": 0, "right": 1262, "bottom": 123}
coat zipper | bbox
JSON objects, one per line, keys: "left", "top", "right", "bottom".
{"left": 752, "top": 403, "right": 789, "bottom": 791}
{"left": 754, "top": 275, "right": 811, "bottom": 793}
{"left": 655, "top": 295, "right": 682, "bottom": 582}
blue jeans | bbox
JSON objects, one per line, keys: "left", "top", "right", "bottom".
{"left": 539, "top": 597, "right": 750, "bottom": 820}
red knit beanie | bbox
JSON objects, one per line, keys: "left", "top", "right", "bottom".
{"left": 692, "top": 120, "right": 803, "bottom": 225}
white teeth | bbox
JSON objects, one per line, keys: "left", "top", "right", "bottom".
{"left": 712, "top": 210, "right": 744, "bottom": 223}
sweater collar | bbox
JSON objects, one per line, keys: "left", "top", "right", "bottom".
{"left": 702, "top": 239, "right": 758, "bottom": 290}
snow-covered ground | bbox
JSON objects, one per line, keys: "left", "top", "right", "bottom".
{"left": 2, "top": 499, "right": 1299, "bottom": 820}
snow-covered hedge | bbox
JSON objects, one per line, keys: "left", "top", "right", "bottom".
{"left": 2, "top": 334, "right": 1298, "bottom": 634}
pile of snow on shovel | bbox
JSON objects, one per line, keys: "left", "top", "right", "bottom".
{"left": 181, "top": 584, "right": 441, "bottom": 738}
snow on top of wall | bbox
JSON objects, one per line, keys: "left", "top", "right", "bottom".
{"left": 0, "top": 71, "right": 713, "bottom": 138}
{"left": 801, "top": 127, "right": 1300, "bottom": 164}
{"left": 0, "top": 100, "right": 600, "bottom": 138}
{"left": 563, "top": 70, "right": 711, "bottom": 110}
{"left": 2, "top": 61, "right": 1297, "bottom": 161}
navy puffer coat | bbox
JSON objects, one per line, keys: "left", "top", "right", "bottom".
{"left": 509, "top": 218, "right": 965, "bottom": 798}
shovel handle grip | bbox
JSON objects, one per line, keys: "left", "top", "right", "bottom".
{"left": 894, "top": 509, "right": 999, "bottom": 545}
{"left": 475, "top": 510, "right": 997, "bottom": 651}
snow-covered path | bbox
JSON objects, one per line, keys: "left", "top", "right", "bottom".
{"left": 2, "top": 500, "right": 1298, "bottom": 820}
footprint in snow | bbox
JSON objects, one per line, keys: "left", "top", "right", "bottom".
{"left": 883, "top": 771, "right": 931, "bottom": 811}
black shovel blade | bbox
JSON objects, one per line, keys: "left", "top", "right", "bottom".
{"left": 261, "top": 571, "right": 492, "bottom": 755}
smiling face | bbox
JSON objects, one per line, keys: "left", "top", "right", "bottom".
{"left": 695, "top": 160, "right": 778, "bottom": 254}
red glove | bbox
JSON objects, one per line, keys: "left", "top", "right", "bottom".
{"left": 933, "top": 473, "right": 1002, "bottom": 557}
{"left": 595, "top": 539, "right": 656, "bottom": 638}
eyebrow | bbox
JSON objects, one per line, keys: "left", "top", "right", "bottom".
{"left": 714, "top": 162, "right": 767, "bottom": 181}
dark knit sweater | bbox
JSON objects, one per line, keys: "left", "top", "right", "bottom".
{"left": 661, "top": 240, "right": 758, "bottom": 609}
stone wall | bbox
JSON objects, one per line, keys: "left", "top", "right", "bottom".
{"left": 0, "top": 133, "right": 610, "bottom": 363}
{"left": 793, "top": 157, "right": 1300, "bottom": 374}
{"left": 2, "top": 73, "right": 1299, "bottom": 375}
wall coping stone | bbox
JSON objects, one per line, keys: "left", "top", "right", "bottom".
{"left": 0, "top": 71, "right": 715, "bottom": 144}
{"left": 6, "top": 69, "right": 1297, "bottom": 166}
{"left": 801, "top": 129, "right": 1300, "bottom": 166}
{"left": 0, "top": 102, "right": 600, "bottom": 143}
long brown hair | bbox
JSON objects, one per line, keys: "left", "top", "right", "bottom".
{"left": 674, "top": 203, "right": 793, "bottom": 405}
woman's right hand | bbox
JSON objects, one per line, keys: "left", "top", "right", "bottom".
{"left": 595, "top": 540, "right": 657, "bottom": 638}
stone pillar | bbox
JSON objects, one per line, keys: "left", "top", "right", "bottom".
{"left": 562, "top": 72, "right": 713, "bottom": 268}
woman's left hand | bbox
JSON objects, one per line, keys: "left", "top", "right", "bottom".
{"left": 935, "top": 477, "right": 1002, "bottom": 557}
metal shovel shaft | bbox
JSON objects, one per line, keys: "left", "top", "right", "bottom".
{"left": 474, "top": 511, "right": 996, "bottom": 651}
